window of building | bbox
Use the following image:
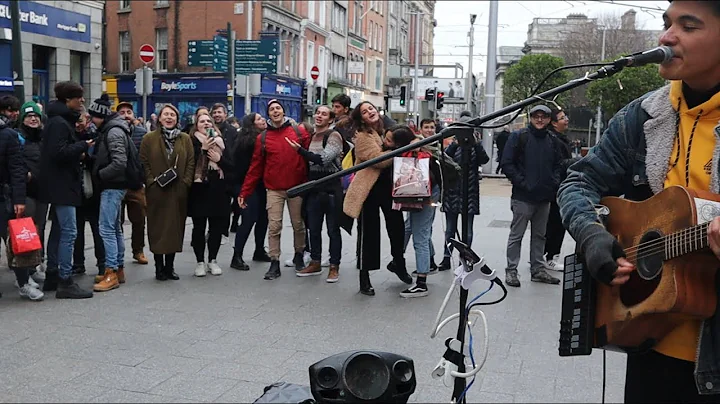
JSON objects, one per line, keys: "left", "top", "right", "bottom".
{"left": 359, "top": 56, "right": 364, "bottom": 87}
{"left": 120, "top": 0, "right": 130, "bottom": 9}
{"left": 331, "top": 53, "right": 345, "bottom": 81}
{"left": 70, "top": 51, "right": 84, "bottom": 86}
{"left": 378, "top": 26, "right": 383, "bottom": 52}
{"left": 156, "top": 28, "right": 168, "bottom": 72}
{"left": 308, "top": 0, "right": 316, "bottom": 23}
{"left": 319, "top": 0, "right": 326, "bottom": 28}
{"left": 332, "top": 3, "right": 346, "bottom": 34}
{"left": 155, "top": 0, "right": 169, "bottom": 7}
{"left": 389, "top": 23, "right": 396, "bottom": 50}
{"left": 119, "top": 31, "right": 130, "bottom": 73}
{"left": 375, "top": 59, "right": 382, "bottom": 91}
{"left": 389, "top": 1, "right": 395, "bottom": 15}
{"left": 354, "top": 1, "right": 362, "bottom": 35}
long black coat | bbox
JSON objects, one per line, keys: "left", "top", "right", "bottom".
{"left": 38, "top": 101, "right": 89, "bottom": 207}
{"left": 441, "top": 140, "right": 490, "bottom": 215}
{"left": 187, "top": 134, "right": 235, "bottom": 218}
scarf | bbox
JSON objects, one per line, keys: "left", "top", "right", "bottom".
{"left": 193, "top": 131, "right": 225, "bottom": 182}
{"left": 161, "top": 126, "right": 180, "bottom": 157}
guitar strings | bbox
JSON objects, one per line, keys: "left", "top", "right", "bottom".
{"left": 622, "top": 223, "right": 710, "bottom": 262}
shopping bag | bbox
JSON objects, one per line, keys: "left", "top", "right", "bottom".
{"left": 8, "top": 217, "right": 42, "bottom": 255}
{"left": 392, "top": 153, "right": 432, "bottom": 201}
{"left": 5, "top": 233, "right": 42, "bottom": 268}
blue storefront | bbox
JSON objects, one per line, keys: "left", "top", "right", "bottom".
{"left": 114, "top": 73, "right": 305, "bottom": 127}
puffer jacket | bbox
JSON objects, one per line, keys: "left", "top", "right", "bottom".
{"left": 18, "top": 124, "right": 43, "bottom": 199}
{"left": 92, "top": 114, "right": 129, "bottom": 190}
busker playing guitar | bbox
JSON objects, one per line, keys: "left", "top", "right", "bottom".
{"left": 558, "top": 1, "right": 720, "bottom": 403}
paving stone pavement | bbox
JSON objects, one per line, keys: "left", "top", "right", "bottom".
{"left": 0, "top": 178, "right": 626, "bottom": 403}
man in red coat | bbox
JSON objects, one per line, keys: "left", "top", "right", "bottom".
{"left": 238, "top": 99, "right": 310, "bottom": 280}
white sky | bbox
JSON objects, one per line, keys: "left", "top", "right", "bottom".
{"left": 432, "top": 0, "right": 669, "bottom": 79}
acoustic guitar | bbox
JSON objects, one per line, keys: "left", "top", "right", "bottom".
{"left": 559, "top": 185, "right": 720, "bottom": 355}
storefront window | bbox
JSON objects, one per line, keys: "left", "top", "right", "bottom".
{"left": 70, "top": 51, "right": 84, "bottom": 88}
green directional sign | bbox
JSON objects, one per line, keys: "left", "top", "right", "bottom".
{"left": 213, "top": 35, "right": 229, "bottom": 72}
{"left": 234, "top": 37, "right": 279, "bottom": 75}
{"left": 187, "top": 40, "right": 214, "bottom": 67}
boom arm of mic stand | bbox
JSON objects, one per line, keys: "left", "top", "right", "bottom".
{"left": 286, "top": 63, "right": 624, "bottom": 199}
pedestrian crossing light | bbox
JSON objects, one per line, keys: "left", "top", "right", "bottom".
{"left": 399, "top": 86, "right": 407, "bottom": 106}
{"left": 315, "top": 87, "right": 322, "bottom": 105}
{"left": 436, "top": 91, "right": 445, "bottom": 110}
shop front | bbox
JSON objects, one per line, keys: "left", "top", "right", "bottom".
{"left": 0, "top": 0, "right": 103, "bottom": 104}
{"left": 254, "top": 75, "right": 305, "bottom": 122}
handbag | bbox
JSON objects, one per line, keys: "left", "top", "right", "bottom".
{"left": 8, "top": 217, "right": 42, "bottom": 255}
{"left": 154, "top": 155, "right": 179, "bottom": 188}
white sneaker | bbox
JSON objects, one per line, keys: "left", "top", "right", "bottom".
{"left": 284, "top": 259, "right": 294, "bottom": 267}
{"left": 221, "top": 235, "right": 229, "bottom": 245}
{"left": 285, "top": 251, "right": 311, "bottom": 267}
{"left": 19, "top": 284, "right": 44, "bottom": 301}
{"left": 321, "top": 259, "right": 330, "bottom": 268}
{"left": 208, "top": 260, "right": 222, "bottom": 276}
{"left": 194, "top": 262, "right": 207, "bottom": 277}
{"left": 15, "top": 277, "right": 40, "bottom": 289}
{"left": 545, "top": 255, "right": 564, "bottom": 272}
{"left": 32, "top": 263, "right": 46, "bottom": 281}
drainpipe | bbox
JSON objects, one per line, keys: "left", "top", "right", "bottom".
{"left": 173, "top": 0, "right": 181, "bottom": 72}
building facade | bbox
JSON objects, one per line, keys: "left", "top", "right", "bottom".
{"left": 0, "top": 0, "right": 104, "bottom": 104}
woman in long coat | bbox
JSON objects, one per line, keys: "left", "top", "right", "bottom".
{"left": 139, "top": 104, "right": 195, "bottom": 280}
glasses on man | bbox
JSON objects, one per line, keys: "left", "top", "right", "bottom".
{"left": 25, "top": 114, "right": 40, "bottom": 120}
{"left": 531, "top": 114, "right": 549, "bottom": 120}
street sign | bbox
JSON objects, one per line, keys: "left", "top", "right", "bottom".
{"left": 234, "top": 37, "right": 279, "bottom": 75}
{"left": 139, "top": 44, "right": 155, "bottom": 65}
{"left": 310, "top": 66, "right": 319, "bottom": 80}
{"left": 213, "top": 35, "right": 229, "bottom": 72}
{"left": 187, "top": 40, "right": 214, "bottom": 67}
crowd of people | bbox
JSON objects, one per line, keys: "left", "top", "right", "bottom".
{"left": 0, "top": 82, "right": 513, "bottom": 302}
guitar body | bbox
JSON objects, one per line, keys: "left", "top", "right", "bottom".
{"left": 595, "top": 185, "right": 719, "bottom": 349}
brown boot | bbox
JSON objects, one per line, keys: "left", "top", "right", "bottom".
{"left": 133, "top": 252, "right": 148, "bottom": 265}
{"left": 296, "top": 260, "right": 322, "bottom": 277}
{"left": 94, "top": 269, "right": 120, "bottom": 292}
{"left": 117, "top": 267, "right": 125, "bottom": 284}
{"left": 94, "top": 274, "right": 104, "bottom": 283}
{"left": 327, "top": 265, "right": 339, "bottom": 283}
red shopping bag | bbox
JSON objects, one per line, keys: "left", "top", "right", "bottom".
{"left": 8, "top": 217, "right": 42, "bottom": 255}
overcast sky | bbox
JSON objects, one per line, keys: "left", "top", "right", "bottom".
{"left": 432, "top": 0, "right": 669, "bottom": 79}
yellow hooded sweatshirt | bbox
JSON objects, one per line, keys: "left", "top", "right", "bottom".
{"left": 658, "top": 80, "right": 720, "bottom": 362}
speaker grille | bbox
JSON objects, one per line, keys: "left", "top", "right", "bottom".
{"left": 343, "top": 353, "right": 390, "bottom": 401}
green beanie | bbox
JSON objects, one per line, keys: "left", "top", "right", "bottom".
{"left": 20, "top": 101, "right": 42, "bottom": 121}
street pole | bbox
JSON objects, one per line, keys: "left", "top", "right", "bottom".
{"left": 482, "top": 1, "right": 499, "bottom": 174}
{"left": 244, "top": 0, "right": 253, "bottom": 115}
{"left": 142, "top": 65, "right": 148, "bottom": 119}
{"left": 414, "top": 11, "right": 422, "bottom": 126}
{"left": 466, "top": 16, "right": 475, "bottom": 112}
{"left": 10, "top": 0, "right": 24, "bottom": 102}
{"left": 227, "top": 21, "right": 235, "bottom": 115}
{"left": 595, "top": 27, "right": 606, "bottom": 145}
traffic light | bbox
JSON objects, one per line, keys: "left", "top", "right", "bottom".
{"left": 425, "top": 88, "right": 435, "bottom": 101}
{"left": 399, "top": 85, "right": 407, "bottom": 106}
{"left": 436, "top": 91, "right": 445, "bottom": 110}
{"left": 302, "top": 86, "right": 309, "bottom": 105}
{"left": 315, "top": 86, "right": 322, "bottom": 104}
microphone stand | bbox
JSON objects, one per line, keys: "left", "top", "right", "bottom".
{"left": 287, "top": 61, "right": 626, "bottom": 403}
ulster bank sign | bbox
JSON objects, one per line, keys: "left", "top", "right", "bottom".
{"left": 0, "top": 1, "right": 91, "bottom": 43}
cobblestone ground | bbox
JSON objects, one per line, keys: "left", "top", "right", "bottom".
{"left": 0, "top": 178, "right": 625, "bottom": 403}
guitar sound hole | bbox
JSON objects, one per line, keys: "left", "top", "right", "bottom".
{"left": 620, "top": 230, "right": 663, "bottom": 307}
{"left": 636, "top": 230, "right": 664, "bottom": 280}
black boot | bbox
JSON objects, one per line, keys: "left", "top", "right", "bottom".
{"left": 42, "top": 268, "right": 59, "bottom": 292}
{"left": 252, "top": 249, "right": 272, "bottom": 262}
{"left": 359, "top": 270, "right": 375, "bottom": 296}
{"left": 439, "top": 257, "right": 451, "bottom": 271}
{"left": 56, "top": 277, "right": 93, "bottom": 299}
{"left": 387, "top": 260, "right": 413, "bottom": 285}
{"left": 292, "top": 252, "right": 305, "bottom": 272}
{"left": 231, "top": 249, "right": 250, "bottom": 271}
{"left": 164, "top": 260, "right": 179, "bottom": 280}
{"left": 155, "top": 261, "right": 168, "bottom": 281}
{"left": 264, "top": 260, "right": 281, "bottom": 280}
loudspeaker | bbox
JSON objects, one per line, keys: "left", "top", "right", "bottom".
{"left": 308, "top": 350, "right": 416, "bottom": 403}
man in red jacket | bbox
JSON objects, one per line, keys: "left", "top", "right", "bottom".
{"left": 238, "top": 99, "right": 310, "bottom": 280}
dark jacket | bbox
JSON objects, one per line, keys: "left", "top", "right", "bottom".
{"left": 18, "top": 124, "right": 43, "bottom": 199}
{"left": 557, "top": 84, "right": 720, "bottom": 395}
{"left": 218, "top": 120, "right": 238, "bottom": 155}
{"left": 38, "top": 101, "right": 89, "bottom": 206}
{"left": 233, "top": 128, "right": 261, "bottom": 195}
{"left": 500, "top": 125, "right": 563, "bottom": 204}
{"left": 187, "top": 135, "right": 235, "bottom": 218}
{"left": 0, "top": 118, "right": 26, "bottom": 205}
{"left": 495, "top": 129, "right": 510, "bottom": 162}
{"left": 549, "top": 129, "right": 579, "bottom": 182}
{"left": 92, "top": 114, "right": 129, "bottom": 190}
{"left": 442, "top": 140, "right": 489, "bottom": 215}
{"left": 130, "top": 123, "right": 147, "bottom": 151}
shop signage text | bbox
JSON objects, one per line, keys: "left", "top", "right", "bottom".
{"left": 160, "top": 81, "right": 198, "bottom": 92}
{"left": 0, "top": 1, "right": 91, "bottom": 43}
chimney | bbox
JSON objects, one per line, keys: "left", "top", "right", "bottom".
{"left": 621, "top": 10, "right": 637, "bottom": 30}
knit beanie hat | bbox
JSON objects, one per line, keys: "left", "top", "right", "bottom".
{"left": 88, "top": 94, "right": 113, "bottom": 119}
{"left": 266, "top": 99, "right": 284, "bottom": 116}
{"left": 19, "top": 101, "right": 41, "bottom": 121}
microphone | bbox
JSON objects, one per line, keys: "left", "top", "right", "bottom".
{"left": 613, "top": 46, "right": 674, "bottom": 68}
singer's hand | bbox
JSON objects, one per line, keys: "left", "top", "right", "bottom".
{"left": 237, "top": 196, "right": 247, "bottom": 209}
{"left": 707, "top": 217, "right": 720, "bottom": 260}
{"left": 285, "top": 137, "right": 300, "bottom": 151}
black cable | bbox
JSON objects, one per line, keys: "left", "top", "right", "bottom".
{"left": 467, "top": 280, "right": 508, "bottom": 309}
{"left": 602, "top": 349, "right": 607, "bottom": 404}
{"left": 476, "top": 61, "right": 615, "bottom": 130}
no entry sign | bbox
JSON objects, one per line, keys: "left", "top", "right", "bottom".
{"left": 139, "top": 44, "right": 155, "bottom": 64}
{"left": 310, "top": 66, "right": 319, "bottom": 80}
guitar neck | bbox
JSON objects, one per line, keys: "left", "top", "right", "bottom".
{"left": 662, "top": 222, "right": 710, "bottom": 260}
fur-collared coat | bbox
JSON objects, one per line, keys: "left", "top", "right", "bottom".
{"left": 343, "top": 129, "right": 395, "bottom": 218}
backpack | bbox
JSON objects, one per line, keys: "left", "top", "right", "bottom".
{"left": 101, "top": 127, "right": 144, "bottom": 191}
{"left": 260, "top": 123, "right": 302, "bottom": 156}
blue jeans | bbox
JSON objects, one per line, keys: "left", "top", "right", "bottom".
{"left": 306, "top": 191, "right": 342, "bottom": 265}
{"left": 404, "top": 186, "right": 440, "bottom": 275}
{"left": 404, "top": 209, "right": 436, "bottom": 259}
{"left": 444, "top": 212, "right": 475, "bottom": 258}
{"left": 47, "top": 205, "right": 77, "bottom": 279}
{"left": 234, "top": 185, "right": 269, "bottom": 254}
{"left": 99, "top": 189, "right": 126, "bottom": 270}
